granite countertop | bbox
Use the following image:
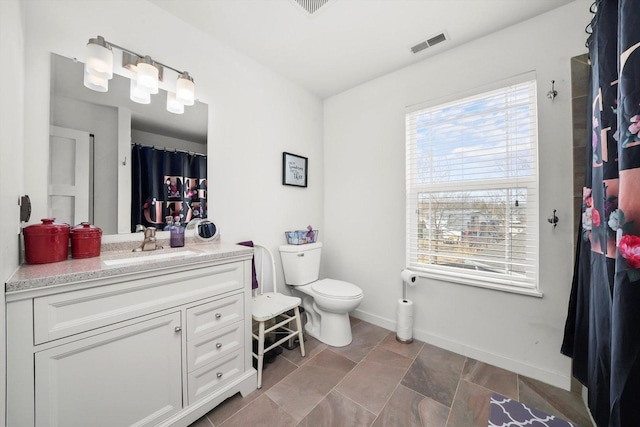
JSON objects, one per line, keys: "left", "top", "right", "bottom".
{"left": 6, "top": 242, "right": 254, "bottom": 293}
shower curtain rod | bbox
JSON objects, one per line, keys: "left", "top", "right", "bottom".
{"left": 131, "top": 143, "right": 206, "bottom": 157}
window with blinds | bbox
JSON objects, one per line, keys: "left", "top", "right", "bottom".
{"left": 406, "top": 79, "right": 539, "bottom": 292}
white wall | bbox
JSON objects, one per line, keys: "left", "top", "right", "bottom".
{"left": 0, "top": 0, "right": 24, "bottom": 421}
{"left": 324, "top": 0, "right": 591, "bottom": 389}
{"left": 22, "top": 0, "right": 324, "bottom": 292}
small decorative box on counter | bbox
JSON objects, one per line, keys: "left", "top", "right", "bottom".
{"left": 285, "top": 229, "right": 318, "bottom": 245}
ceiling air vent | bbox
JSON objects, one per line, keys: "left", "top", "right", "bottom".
{"left": 293, "top": 0, "right": 332, "bottom": 15}
{"left": 410, "top": 32, "right": 448, "bottom": 54}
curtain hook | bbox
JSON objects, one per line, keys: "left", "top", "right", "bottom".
{"left": 547, "top": 209, "right": 559, "bottom": 229}
{"left": 547, "top": 80, "right": 558, "bottom": 101}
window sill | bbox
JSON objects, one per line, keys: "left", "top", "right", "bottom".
{"left": 415, "top": 270, "right": 544, "bottom": 298}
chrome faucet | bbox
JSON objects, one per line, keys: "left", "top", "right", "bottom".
{"left": 133, "top": 227, "right": 162, "bottom": 252}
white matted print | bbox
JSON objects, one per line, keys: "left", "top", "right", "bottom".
{"left": 282, "top": 152, "right": 308, "bottom": 187}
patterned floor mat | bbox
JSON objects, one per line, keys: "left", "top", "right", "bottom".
{"left": 488, "top": 393, "right": 578, "bottom": 427}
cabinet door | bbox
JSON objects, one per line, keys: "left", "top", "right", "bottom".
{"left": 35, "top": 312, "right": 182, "bottom": 427}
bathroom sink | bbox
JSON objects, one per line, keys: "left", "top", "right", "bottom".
{"left": 103, "top": 250, "right": 197, "bottom": 266}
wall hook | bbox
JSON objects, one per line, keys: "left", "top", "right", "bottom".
{"left": 547, "top": 80, "right": 558, "bottom": 101}
{"left": 548, "top": 209, "right": 559, "bottom": 229}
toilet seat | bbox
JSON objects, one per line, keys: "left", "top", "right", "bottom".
{"left": 311, "top": 279, "right": 363, "bottom": 300}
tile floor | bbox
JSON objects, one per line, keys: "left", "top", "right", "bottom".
{"left": 190, "top": 318, "right": 593, "bottom": 427}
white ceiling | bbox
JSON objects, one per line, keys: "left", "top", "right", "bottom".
{"left": 149, "top": 0, "right": 575, "bottom": 99}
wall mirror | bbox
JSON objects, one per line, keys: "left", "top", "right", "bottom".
{"left": 49, "top": 53, "right": 208, "bottom": 235}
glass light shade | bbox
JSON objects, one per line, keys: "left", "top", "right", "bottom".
{"left": 176, "top": 73, "right": 195, "bottom": 106}
{"left": 83, "top": 71, "right": 108, "bottom": 92}
{"left": 166, "top": 92, "right": 184, "bottom": 114}
{"left": 85, "top": 38, "right": 113, "bottom": 79}
{"left": 136, "top": 58, "right": 159, "bottom": 94}
{"left": 130, "top": 79, "right": 151, "bottom": 104}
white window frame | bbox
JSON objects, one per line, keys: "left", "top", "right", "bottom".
{"left": 405, "top": 73, "right": 541, "bottom": 297}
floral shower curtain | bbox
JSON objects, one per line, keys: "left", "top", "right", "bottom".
{"left": 131, "top": 144, "right": 207, "bottom": 232}
{"left": 562, "top": 1, "right": 640, "bottom": 426}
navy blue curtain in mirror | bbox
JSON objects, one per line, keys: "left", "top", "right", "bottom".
{"left": 131, "top": 144, "right": 207, "bottom": 232}
{"left": 562, "top": 1, "right": 640, "bottom": 425}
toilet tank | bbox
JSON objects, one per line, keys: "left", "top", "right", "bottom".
{"left": 279, "top": 242, "right": 322, "bottom": 286}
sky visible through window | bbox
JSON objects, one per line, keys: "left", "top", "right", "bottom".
{"left": 415, "top": 84, "right": 534, "bottom": 186}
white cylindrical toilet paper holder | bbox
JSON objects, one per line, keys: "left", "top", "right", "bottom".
{"left": 396, "top": 269, "right": 417, "bottom": 343}
{"left": 396, "top": 299, "right": 414, "bottom": 343}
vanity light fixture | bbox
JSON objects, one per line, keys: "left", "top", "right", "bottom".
{"left": 130, "top": 79, "right": 151, "bottom": 104}
{"left": 85, "top": 36, "right": 113, "bottom": 80}
{"left": 83, "top": 70, "right": 109, "bottom": 92}
{"left": 83, "top": 35, "right": 195, "bottom": 114}
{"left": 176, "top": 72, "right": 195, "bottom": 106}
{"left": 166, "top": 92, "right": 184, "bottom": 114}
{"left": 135, "top": 56, "right": 159, "bottom": 94}
{"left": 83, "top": 36, "right": 112, "bottom": 92}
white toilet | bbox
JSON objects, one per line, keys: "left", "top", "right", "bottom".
{"left": 279, "top": 242, "right": 364, "bottom": 347}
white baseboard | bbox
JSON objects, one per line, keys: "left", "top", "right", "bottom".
{"left": 351, "top": 308, "right": 572, "bottom": 391}
{"left": 351, "top": 308, "right": 396, "bottom": 331}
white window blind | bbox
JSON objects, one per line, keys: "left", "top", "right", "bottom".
{"left": 406, "top": 79, "right": 539, "bottom": 291}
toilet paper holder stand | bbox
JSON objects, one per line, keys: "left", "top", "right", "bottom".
{"left": 396, "top": 269, "right": 417, "bottom": 344}
{"left": 396, "top": 282, "right": 414, "bottom": 344}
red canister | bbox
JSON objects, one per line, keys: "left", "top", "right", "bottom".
{"left": 70, "top": 222, "right": 102, "bottom": 259}
{"left": 23, "top": 218, "right": 70, "bottom": 264}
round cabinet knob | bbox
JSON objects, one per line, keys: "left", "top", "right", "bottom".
{"left": 215, "top": 313, "right": 222, "bottom": 319}
{"left": 216, "top": 372, "right": 223, "bottom": 378}
{"left": 174, "top": 326, "right": 182, "bottom": 333}
{"left": 216, "top": 343, "right": 222, "bottom": 349}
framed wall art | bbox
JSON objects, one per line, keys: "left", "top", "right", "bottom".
{"left": 282, "top": 152, "right": 308, "bottom": 188}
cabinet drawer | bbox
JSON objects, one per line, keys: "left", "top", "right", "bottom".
{"left": 187, "top": 321, "right": 244, "bottom": 372}
{"left": 33, "top": 262, "right": 243, "bottom": 344}
{"left": 186, "top": 293, "right": 243, "bottom": 340}
{"left": 187, "top": 349, "right": 243, "bottom": 404}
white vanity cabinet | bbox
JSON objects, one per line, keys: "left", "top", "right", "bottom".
{"left": 6, "top": 248, "right": 257, "bottom": 427}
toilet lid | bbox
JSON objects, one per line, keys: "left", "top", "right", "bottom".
{"left": 311, "top": 279, "right": 363, "bottom": 299}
